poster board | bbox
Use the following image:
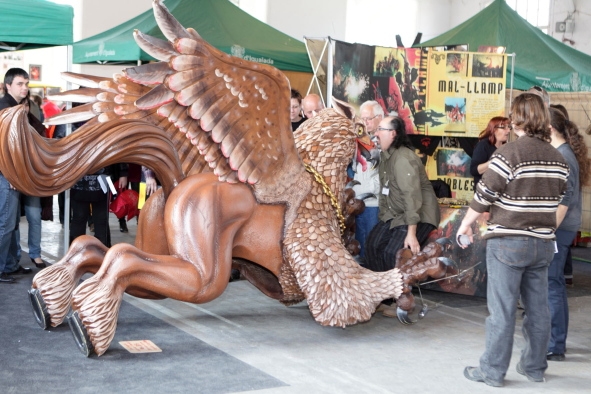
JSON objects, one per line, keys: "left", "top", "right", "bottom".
{"left": 424, "top": 50, "right": 507, "bottom": 137}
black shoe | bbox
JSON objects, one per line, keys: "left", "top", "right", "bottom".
{"left": 7, "top": 265, "right": 33, "bottom": 275}
{"left": 546, "top": 351, "right": 565, "bottom": 361}
{"left": 119, "top": 219, "right": 128, "bottom": 233}
{"left": 30, "top": 257, "right": 48, "bottom": 269}
{"left": 0, "top": 272, "right": 16, "bottom": 283}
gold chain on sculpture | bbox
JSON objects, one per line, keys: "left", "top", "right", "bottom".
{"left": 304, "top": 163, "right": 346, "bottom": 235}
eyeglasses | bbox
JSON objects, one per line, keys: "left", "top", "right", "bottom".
{"left": 377, "top": 127, "right": 394, "bottom": 131}
{"left": 494, "top": 124, "right": 512, "bottom": 130}
{"left": 361, "top": 115, "right": 379, "bottom": 123}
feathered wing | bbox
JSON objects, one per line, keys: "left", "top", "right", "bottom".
{"left": 127, "top": 0, "right": 304, "bottom": 201}
{"left": 46, "top": 72, "right": 211, "bottom": 178}
{"left": 48, "top": 0, "right": 304, "bottom": 202}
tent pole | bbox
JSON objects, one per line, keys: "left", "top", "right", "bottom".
{"left": 509, "top": 53, "right": 515, "bottom": 105}
{"left": 63, "top": 44, "right": 73, "bottom": 252}
{"left": 326, "top": 38, "right": 333, "bottom": 108}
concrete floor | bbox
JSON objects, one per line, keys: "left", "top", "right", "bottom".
{"left": 3, "top": 199, "right": 591, "bottom": 393}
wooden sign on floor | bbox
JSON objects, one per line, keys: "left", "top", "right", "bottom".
{"left": 119, "top": 340, "right": 162, "bottom": 353}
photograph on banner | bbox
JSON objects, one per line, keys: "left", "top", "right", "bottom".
{"left": 422, "top": 206, "right": 488, "bottom": 297}
{"left": 425, "top": 147, "right": 474, "bottom": 200}
{"left": 332, "top": 40, "right": 374, "bottom": 110}
{"left": 424, "top": 49, "right": 507, "bottom": 137}
{"left": 332, "top": 40, "right": 426, "bottom": 134}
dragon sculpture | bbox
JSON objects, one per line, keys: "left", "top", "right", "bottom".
{"left": 0, "top": 1, "right": 453, "bottom": 357}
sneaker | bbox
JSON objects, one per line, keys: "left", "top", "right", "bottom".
{"left": 463, "top": 366, "right": 503, "bottom": 387}
{"left": 546, "top": 351, "right": 565, "bottom": 361}
{"left": 516, "top": 362, "right": 544, "bottom": 382}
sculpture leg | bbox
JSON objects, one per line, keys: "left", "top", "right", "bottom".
{"left": 68, "top": 176, "right": 257, "bottom": 356}
{"left": 29, "top": 235, "right": 108, "bottom": 329}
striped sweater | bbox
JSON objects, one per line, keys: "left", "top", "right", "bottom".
{"left": 471, "top": 135, "right": 569, "bottom": 240}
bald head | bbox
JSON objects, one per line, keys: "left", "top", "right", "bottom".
{"left": 302, "top": 94, "right": 325, "bottom": 119}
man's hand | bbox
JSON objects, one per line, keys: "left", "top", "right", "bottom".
{"left": 145, "top": 177, "right": 157, "bottom": 196}
{"left": 118, "top": 176, "right": 128, "bottom": 190}
{"left": 404, "top": 225, "right": 420, "bottom": 254}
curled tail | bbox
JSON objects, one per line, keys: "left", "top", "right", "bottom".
{"left": 0, "top": 105, "right": 184, "bottom": 197}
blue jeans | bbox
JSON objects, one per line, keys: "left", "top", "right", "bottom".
{"left": 547, "top": 229, "right": 575, "bottom": 354}
{"left": 479, "top": 236, "right": 554, "bottom": 383}
{"left": 0, "top": 175, "right": 20, "bottom": 273}
{"left": 355, "top": 206, "right": 379, "bottom": 258}
{"left": 16, "top": 195, "right": 42, "bottom": 259}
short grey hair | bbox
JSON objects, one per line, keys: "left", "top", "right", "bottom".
{"left": 359, "top": 100, "right": 384, "bottom": 117}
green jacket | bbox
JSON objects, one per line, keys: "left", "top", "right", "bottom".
{"left": 378, "top": 145, "right": 440, "bottom": 229}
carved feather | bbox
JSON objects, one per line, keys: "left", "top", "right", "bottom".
{"left": 135, "top": 84, "right": 175, "bottom": 110}
{"left": 46, "top": 88, "right": 103, "bottom": 104}
{"left": 133, "top": 29, "right": 176, "bottom": 62}
{"left": 59, "top": 72, "right": 110, "bottom": 89}
{"left": 152, "top": 0, "right": 194, "bottom": 42}
{"left": 124, "top": 62, "right": 172, "bottom": 85}
{"left": 44, "top": 102, "right": 97, "bottom": 125}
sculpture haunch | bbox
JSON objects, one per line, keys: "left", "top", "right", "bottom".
{"left": 0, "top": 1, "right": 452, "bottom": 357}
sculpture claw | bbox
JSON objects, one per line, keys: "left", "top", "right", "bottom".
{"left": 345, "top": 180, "right": 361, "bottom": 189}
{"left": 355, "top": 192, "right": 377, "bottom": 201}
{"left": 396, "top": 307, "right": 416, "bottom": 324}
{"left": 437, "top": 256, "right": 458, "bottom": 270}
{"left": 435, "top": 237, "right": 453, "bottom": 247}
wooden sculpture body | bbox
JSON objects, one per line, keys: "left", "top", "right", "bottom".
{"left": 0, "top": 1, "right": 452, "bottom": 356}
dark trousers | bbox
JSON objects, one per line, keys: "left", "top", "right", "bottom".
{"left": 70, "top": 195, "right": 111, "bottom": 247}
{"left": 365, "top": 220, "right": 436, "bottom": 272}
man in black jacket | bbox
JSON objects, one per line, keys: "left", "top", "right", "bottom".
{"left": 0, "top": 68, "right": 46, "bottom": 282}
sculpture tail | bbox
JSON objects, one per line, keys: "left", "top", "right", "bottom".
{"left": 0, "top": 105, "right": 184, "bottom": 197}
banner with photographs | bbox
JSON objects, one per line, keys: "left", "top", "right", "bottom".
{"left": 424, "top": 50, "right": 507, "bottom": 137}
{"left": 332, "top": 41, "right": 425, "bottom": 135}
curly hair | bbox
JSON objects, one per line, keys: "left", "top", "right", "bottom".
{"left": 478, "top": 116, "right": 510, "bottom": 145}
{"left": 550, "top": 107, "right": 591, "bottom": 188}
{"left": 510, "top": 94, "right": 551, "bottom": 142}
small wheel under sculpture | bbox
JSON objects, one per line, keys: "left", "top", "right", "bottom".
{"left": 67, "top": 311, "right": 94, "bottom": 357}
{"left": 28, "top": 289, "right": 51, "bottom": 330}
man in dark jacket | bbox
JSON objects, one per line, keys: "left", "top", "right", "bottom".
{"left": 0, "top": 68, "right": 35, "bottom": 282}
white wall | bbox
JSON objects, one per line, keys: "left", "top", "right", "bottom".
{"left": 549, "top": 0, "right": 591, "bottom": 56}
{"left": 8, "top": 0, "right": 591, "bottom": 91}
{"left": 266, "top": 0, "right": 347, "bottom": 41}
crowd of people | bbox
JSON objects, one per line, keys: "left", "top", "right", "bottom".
{"left": 1, "top": 69, "right": 586, "bottom": 385}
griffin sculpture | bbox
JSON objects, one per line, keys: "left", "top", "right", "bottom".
{"left": 0, "top": 0, "right": 452, "bottom": 357}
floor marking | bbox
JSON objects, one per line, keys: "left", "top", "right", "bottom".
{"left": 182, "top": 302, "right": 243, "bottom": 328}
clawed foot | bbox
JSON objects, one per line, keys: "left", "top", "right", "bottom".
{"left": 394, "top": 238, "right": 457, "bottom": 325}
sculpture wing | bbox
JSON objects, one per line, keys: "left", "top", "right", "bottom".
{"left": 125, "top": 0, "right": 302, "bottom": 194}
{"left": 45, "top": 72, "right": 210, "bottom": 177}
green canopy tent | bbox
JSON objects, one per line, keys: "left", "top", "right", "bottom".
{"left": 73, "top": 0, "right": 312, "bottom": 73}
{"left": 0, "top": 0, "right": 73, "bottom": 51}
{"left": 416, "top": 0, "right": 591, "bottom": 92}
